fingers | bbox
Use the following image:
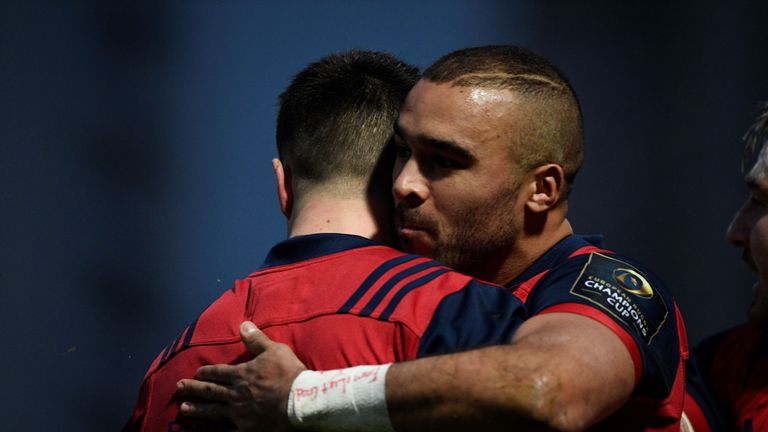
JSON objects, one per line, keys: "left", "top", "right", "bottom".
{"left": 179, "top": 400, "right": 229, "bottom": 421}
{"left": 177, "top": 379, "right": 236, "bottom": 402}
{"left": 240, "top": 321, "right": 274, "bottom": 355}
{"left": 195, "top": 364, "right": 240, "bottom": 384}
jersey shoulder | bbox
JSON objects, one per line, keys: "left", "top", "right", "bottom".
{"left": 528, "top": 250, "right": 683, "bottom": 399}
{"left": 530, "top": 251, "right": 674, "bottom": 344}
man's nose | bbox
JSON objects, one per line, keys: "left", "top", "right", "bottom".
{"left": 726, "top": 202, "right": 750, "bottom": 247}
{"left": 393, "top": 158, "right": 429, "bottom": 206}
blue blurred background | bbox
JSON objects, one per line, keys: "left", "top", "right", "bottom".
{"left": 2, "top": 1, "right": 767, "bottom": 430}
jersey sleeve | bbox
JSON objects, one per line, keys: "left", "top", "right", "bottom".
{"left": 417, "top": 280, "right": 527, "bottom": 357}
{"left": 526, "top": 252, "right": 681, "bottom": 398}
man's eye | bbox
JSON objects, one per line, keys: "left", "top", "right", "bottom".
{"left": 434, "top": 155, "right": 462, "bottom": 169}
{"left": 394, "top": 144, "right": 411, "bottom": 159}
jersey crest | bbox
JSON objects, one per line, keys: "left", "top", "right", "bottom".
{"left": 569, "top": 252, "right": 669, "bottom": 345}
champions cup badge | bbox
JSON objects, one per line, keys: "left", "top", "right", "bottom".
{"left": 613, "top": 268, "right": 653, "bottom": 298}
{"left": 570, "top": 253, "right": 667, "bottom": 344}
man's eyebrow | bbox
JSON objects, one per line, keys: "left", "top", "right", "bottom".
{"left": 422, "top": 137, "right": 477, "bottom": 162}
{"left": 394, "top": 123, "right": 477, "bottom": 162}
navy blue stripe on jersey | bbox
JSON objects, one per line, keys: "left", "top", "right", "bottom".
{"left": 180, "top": 317, "right": 198, "bottom": 349}
{"left": 509, "top": 235, "right": 603, "bottom": 288}
{"left": 418, "top": 280, "right": 526, "bottom": 356}
{"left": 262, "top": 234, "right": 378, "bottom": 269}
{"left": 157, "top": 318, "right": 200, "bottom": 369}
{"left": 359, "top": 260, "right": 445, "bottom": 316}
{"left": 337, "top": 254, "right": 421, "bottom": 313}
{"left": 528, "top": 250, "right": 679, "bottom": 399}
{"left": 161, "top": 337, "right": 179, "bottom": 363}
{"left": 378, "top": 268, "right": 451, "bottom": 320}
{"left": 157, "top": 346, "right": 168, "bottom": 365}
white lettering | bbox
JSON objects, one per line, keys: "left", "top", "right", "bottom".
{"left": 587, "top": 279, "right": 651, "bottom": 338}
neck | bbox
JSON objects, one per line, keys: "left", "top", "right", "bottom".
{"left": 486, "top": 216, "right": 574, "bottom": 287}
{"left": 288, "top": 195, "right": 392, "bottom": 244}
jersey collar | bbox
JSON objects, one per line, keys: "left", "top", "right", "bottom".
{"left": 509, "top": 234, "right": 605, "bottom": 287}
{"left": 261, "top": 233, "right": 378, "bottom": 269}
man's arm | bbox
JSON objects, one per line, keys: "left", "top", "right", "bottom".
{"left": 384, "top": 312, "right": 634, "bottom": 432}
{"left": 179, "top": 314, "right": 634, "bottom": 431}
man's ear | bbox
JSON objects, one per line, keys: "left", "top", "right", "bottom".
{"left": 525, "top": 163, "right": 565, "bottom": 213}
{"left": 272, "top": 158, "right": 293, "bottom": 218}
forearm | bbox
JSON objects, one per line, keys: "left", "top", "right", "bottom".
{"left": 287, "top": 313, "right": 634, "bottom": 432}
{"left": 287, "top": 347, "right": 555, "bottom": 432}
{"left": 386, "top": 345, "right": 559, "bottom": 432}
{"left": 385, "top": 313, "right": 634, "bottom": 432}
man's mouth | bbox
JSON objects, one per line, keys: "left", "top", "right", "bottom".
{"left": 395, "top": 207, "right": 435, "bottom": 234}
{"left": 396, "top": 220, "right": 430, "bottom": 232}
{"left": 396, "top": 222, "right": 433, "bottom": 238}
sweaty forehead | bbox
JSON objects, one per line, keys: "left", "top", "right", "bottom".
{"left": 399, "top": 80, "right": 524, "bottom": 138}
{"left": 404, "top": 79, "right": 520, "bottom": 111}
{"left": 467, "top": 87, "right": 510, "bottom": 106}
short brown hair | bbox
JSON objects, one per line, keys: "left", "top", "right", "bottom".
{"left": 423, "top": 45, "right": 584, "bottom": 198}
{"left": 277, "top": 50, "right": 419, "bottom": 197}
{"left": 743, "top": 100, "right": 768, "bottom": 176}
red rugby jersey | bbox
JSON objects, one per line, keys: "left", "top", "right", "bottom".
{"left": 686, "top": 323, "right": 768, "bottom": 432}
{"left": 125, "top": 234, "right": 526, "bottom": 431}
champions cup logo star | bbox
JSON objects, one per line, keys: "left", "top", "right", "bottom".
{"left": 613, "top": 268, "right": 654, "bottom": 298}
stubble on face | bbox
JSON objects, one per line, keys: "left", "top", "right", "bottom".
{"left": 740, "top": 158, "right": 768, "bottom": 325}
{"left": 396, "top": 176, "right": 522, "bottom": 279}
{"left": 393, "top": 80, "right": 532, "bottom": 282}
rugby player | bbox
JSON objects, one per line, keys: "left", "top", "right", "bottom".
{"left": 685, "top": 101, "right": 768, "bottom": 432}
{"left": 124, "top": 50, "right": 528, "bottom": 431}
{"left": 178, "top": 45, "right": 688, "bottom": 431}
